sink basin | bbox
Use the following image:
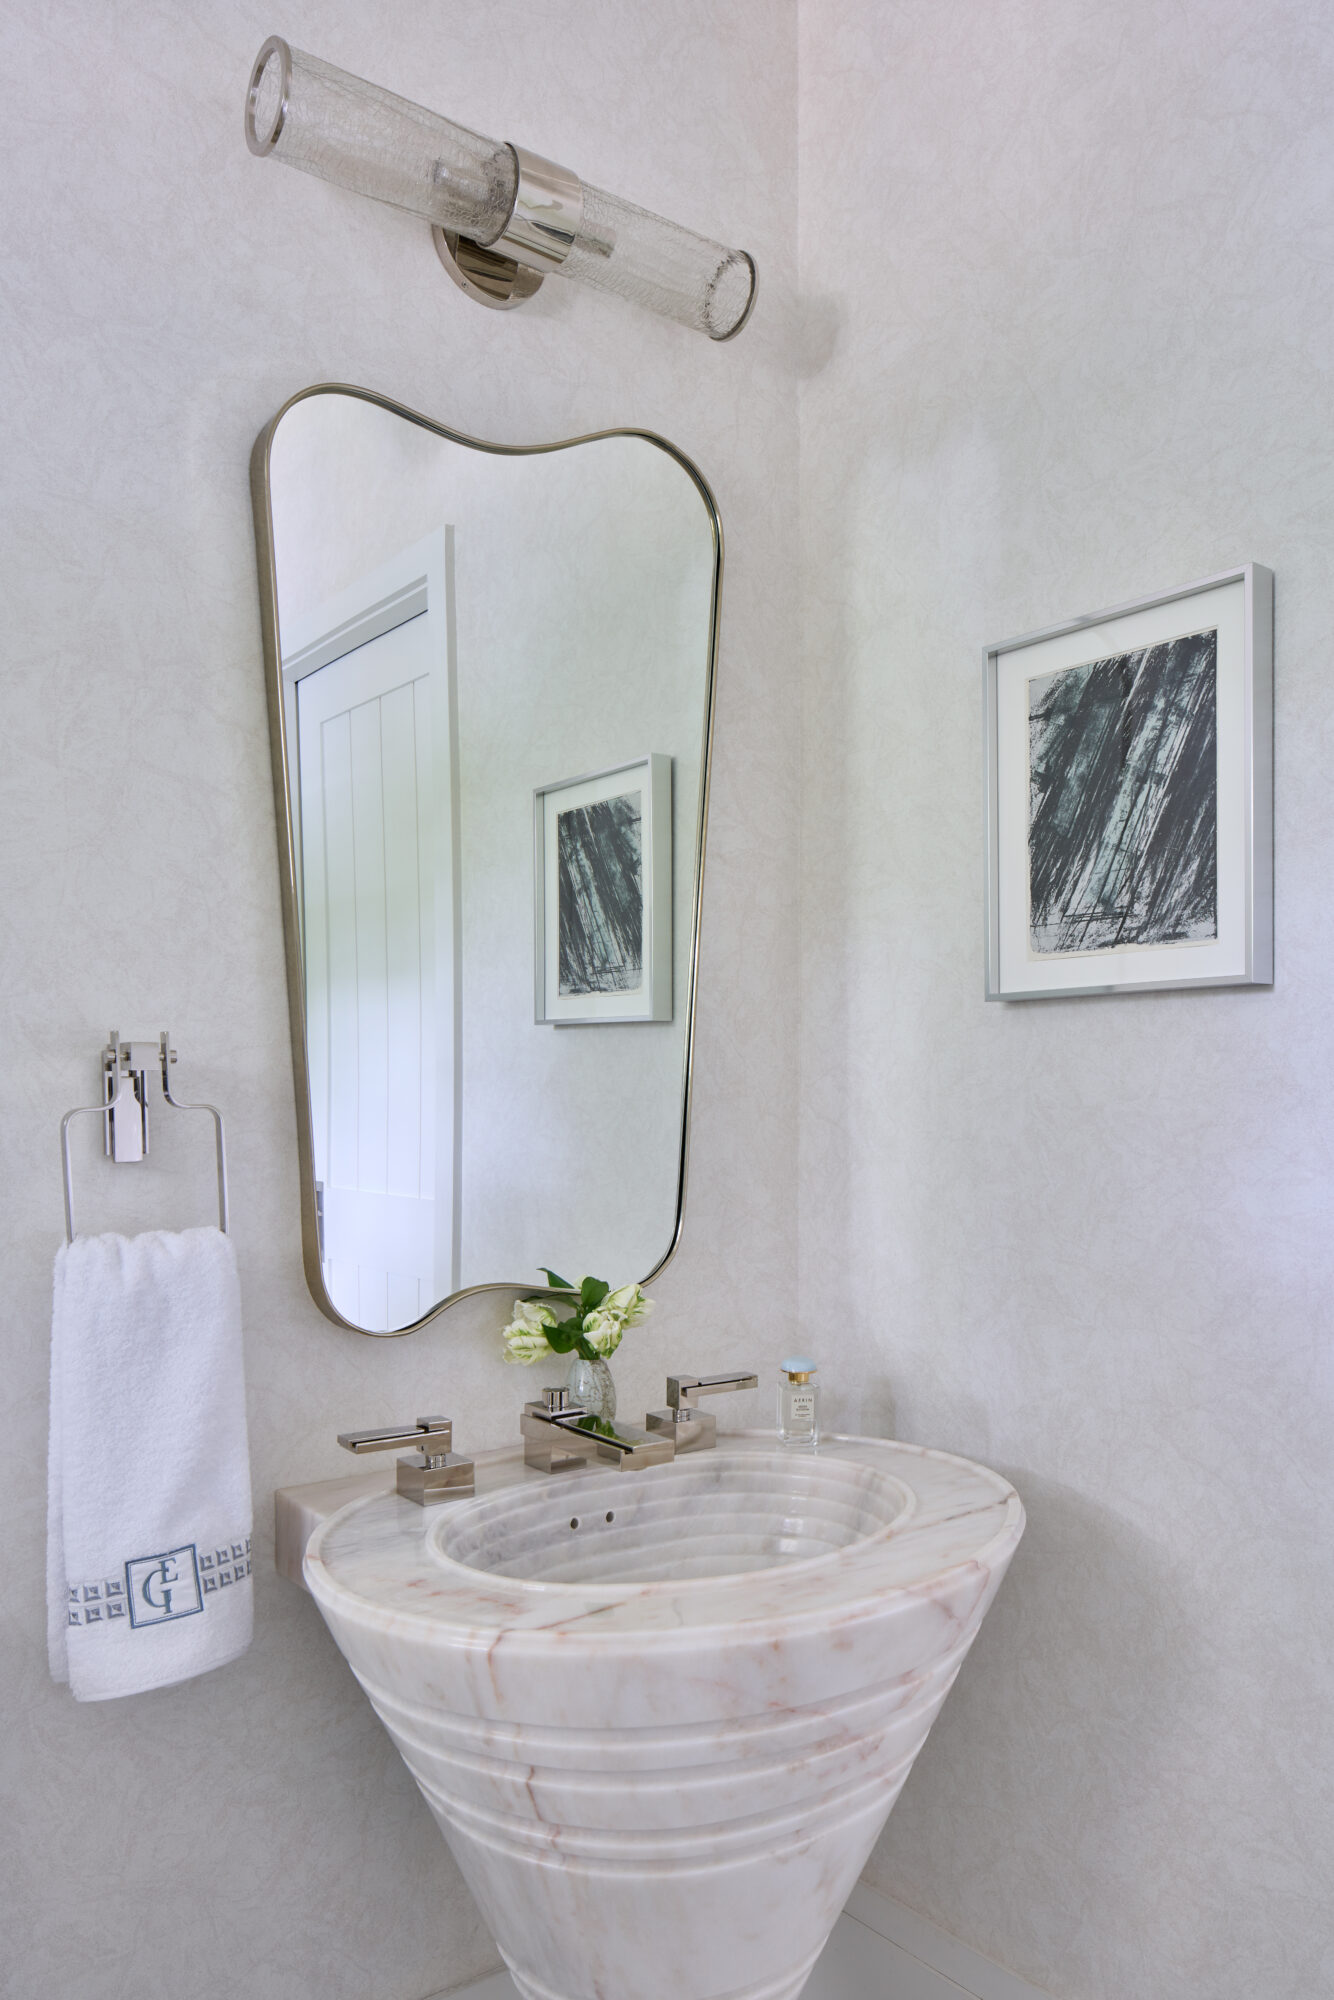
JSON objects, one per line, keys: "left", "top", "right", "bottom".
{"left": 301, "top": 1433, "right": 1023, "bottom": 2000}
{"left": 434, "top": 1448, "right": 909, "bottom": 1583}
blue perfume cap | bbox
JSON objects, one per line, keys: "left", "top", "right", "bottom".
{"left": 782, "top": 1357, "right": 817, "bottom": 1375}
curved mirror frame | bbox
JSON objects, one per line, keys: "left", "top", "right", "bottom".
{"left": 250, "top": 386, "right": 722, "bottom": 1334}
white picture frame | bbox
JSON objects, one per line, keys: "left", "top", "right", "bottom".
{"left": 984, "top": 564, "right": 1273, "bottom": 1000}
{"left": 534, "top": 754, "right": 673, "bottom": 1025}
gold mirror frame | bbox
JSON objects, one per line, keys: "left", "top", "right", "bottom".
{"left": 250, "top": 385, "right": 723, "bottom": 1334}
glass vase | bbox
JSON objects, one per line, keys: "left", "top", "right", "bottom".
{"left": 566, "top": 1353, "right": 617, "bottom": 1425}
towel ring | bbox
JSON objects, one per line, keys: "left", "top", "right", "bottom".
{"left": 60, "top": 1031, "right": 229, "bottom": 1243}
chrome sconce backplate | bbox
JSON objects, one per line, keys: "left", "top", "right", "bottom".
{"left": 432, "top": 230, "right": 544, "bottom": 311}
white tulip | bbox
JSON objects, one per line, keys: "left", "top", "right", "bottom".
{"left": 582, "top": 1307, "right": 625, "bottom": 1358}
{"left": 605, "top": 1283, "right": 653, "bottom": 1327}
{"left": 501, "top": 1298, "right": 557, "bottom": 1364}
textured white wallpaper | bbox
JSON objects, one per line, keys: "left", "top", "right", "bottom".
{"left": 798, "top": 3, "right": 1334, "bottom": 1997}
{"left": 0, "top": 5, "right": 796, "bottom": 1996}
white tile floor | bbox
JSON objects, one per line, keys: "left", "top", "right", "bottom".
{"left": 805, "top": 1913, "right": 976, "bottom": 1998}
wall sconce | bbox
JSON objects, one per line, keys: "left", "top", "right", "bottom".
{"left": 245, "top": 38, "right": 757, "bottom": 341}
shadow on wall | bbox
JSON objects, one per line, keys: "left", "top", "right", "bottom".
{"left": 794, "top": 294, "right": 842, "bottom": 378}
{"left": 869, "top": 1469, "right": 1194, "bottom": 1995}
{"left": 826, "top": 1373, "right": 897, "bottom": 1440}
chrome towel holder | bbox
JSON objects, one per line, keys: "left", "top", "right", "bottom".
{"left": 60, "top": 1031, "right": 229, "bottom": 1243}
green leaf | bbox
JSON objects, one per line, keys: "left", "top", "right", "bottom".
{"left": 540, "top": 1268, "right": 575, "bottom": 1292}
{"left": 574, "top": 1332, "right": 600, "bottom": 1362}
{"left": 580, "top": 1275, "right": 610, "bottom": 1311}
{"left": 540, "top": 1317, "right": 584, "bottom": 1354}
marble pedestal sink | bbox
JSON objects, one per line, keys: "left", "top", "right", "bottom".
{"left": 298, "top": 1434, "right": 1023, "bottom": 2000}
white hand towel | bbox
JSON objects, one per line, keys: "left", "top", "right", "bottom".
{"left": 47, "top": 1226, "right": 253, "bottom": 1701}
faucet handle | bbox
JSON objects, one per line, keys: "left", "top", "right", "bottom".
{"left": 336, "top": 1415, "right": 474, "bottom": 1507}
{"left": 338, "top": 1415, "right": 454, "bottom": 1457}
{"left": 649, "top": 1371, "right": 758, "bottom": 1452}
{"left": 666, "top": 1372, "right": 759, "bottom": 1408}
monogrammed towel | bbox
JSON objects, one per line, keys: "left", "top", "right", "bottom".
{"left": 47, "top": 1227, "right": 253, "bottom": 1701}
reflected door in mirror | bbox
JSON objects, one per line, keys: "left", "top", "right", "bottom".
{"left": 296, "top": 613, "right": 457, "bottom": 1329}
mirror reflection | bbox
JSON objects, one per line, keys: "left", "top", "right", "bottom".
{"left": 256, "top": 390, "right": 719, "bottom": 1333}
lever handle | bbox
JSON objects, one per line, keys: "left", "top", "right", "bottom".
{"left": 338, "top": 1415, "right": 453, "bottom": 1454}
{"left": 666, "top": 1372, "right": 758, "bottom": 1409}
{"left": 336, "top": 1414, "right": 474, "bottom": 1507}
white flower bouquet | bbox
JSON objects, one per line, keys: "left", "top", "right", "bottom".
{"left": 501, "top": 1269, "right": 653, "bottom": 1367}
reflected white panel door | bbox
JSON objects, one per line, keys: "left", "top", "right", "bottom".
{"left": 297, "top": 612, "right": 448, "bottom": 1330}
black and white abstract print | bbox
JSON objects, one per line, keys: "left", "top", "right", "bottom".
{"left": 558, "top": 791, "right": 644, "bottom": 994}
{"left": 1028, "top": 629, "right": 1218, "bottom": 956}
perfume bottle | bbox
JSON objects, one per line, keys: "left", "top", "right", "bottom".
{"left": 777, "top": 1358, "right": 820, "bottom": 1448}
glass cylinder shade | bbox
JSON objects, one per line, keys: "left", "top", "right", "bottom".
{"left": 246, "top": 39, "right": 516, "bottom": 243}
{"left": 245, "top": 38, "right": 757, "bottom": 339}
{"left": 564, "top": 184, "right": 756, "bottom": 340}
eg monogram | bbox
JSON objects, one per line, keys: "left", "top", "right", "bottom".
{"left": 125, "top": 1545, "right": 203, "bottom": 1627}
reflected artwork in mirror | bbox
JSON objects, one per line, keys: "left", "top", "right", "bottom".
{"left": 251, "top": 388, "right": 720, "bottom": 1334}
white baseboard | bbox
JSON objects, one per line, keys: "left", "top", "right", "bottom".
{"left": 430, "top": 1882, "right": 1049, "bottom": 2000}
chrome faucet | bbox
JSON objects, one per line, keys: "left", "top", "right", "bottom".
{"left": 337, "top": 1414, "right": 476, "bottom": 1505}
{"left": 646, "top": 1371, "right": 759, "bottom": 1451}
{"left": 522, "top": 1386, "right": 675, "bottom": 1473}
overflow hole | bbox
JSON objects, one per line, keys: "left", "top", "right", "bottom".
{"left": 569, "top": 1517, "right": 580, "bottom": 1530}
{"left": 605, "top": 1511, "right": 615, "bottom": 1523}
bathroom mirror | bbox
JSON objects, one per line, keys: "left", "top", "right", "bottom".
{"left": 251, "top": 388, "right": 720, "bottom": 1334}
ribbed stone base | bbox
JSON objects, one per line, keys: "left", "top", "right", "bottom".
{"left": 305, "top": 1438, "right": 1024, "bottom": 2000}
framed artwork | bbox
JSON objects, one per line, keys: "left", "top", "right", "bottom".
{"left": 534, "top": 754, "right": 672, "bottom": 1024}
{"left": 985, "top": 564, "right": 1273, "bottom": 1000}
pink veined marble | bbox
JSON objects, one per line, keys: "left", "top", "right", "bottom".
{"left": 301, "top": 1433, "right": 1024, "bottom": 2000}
